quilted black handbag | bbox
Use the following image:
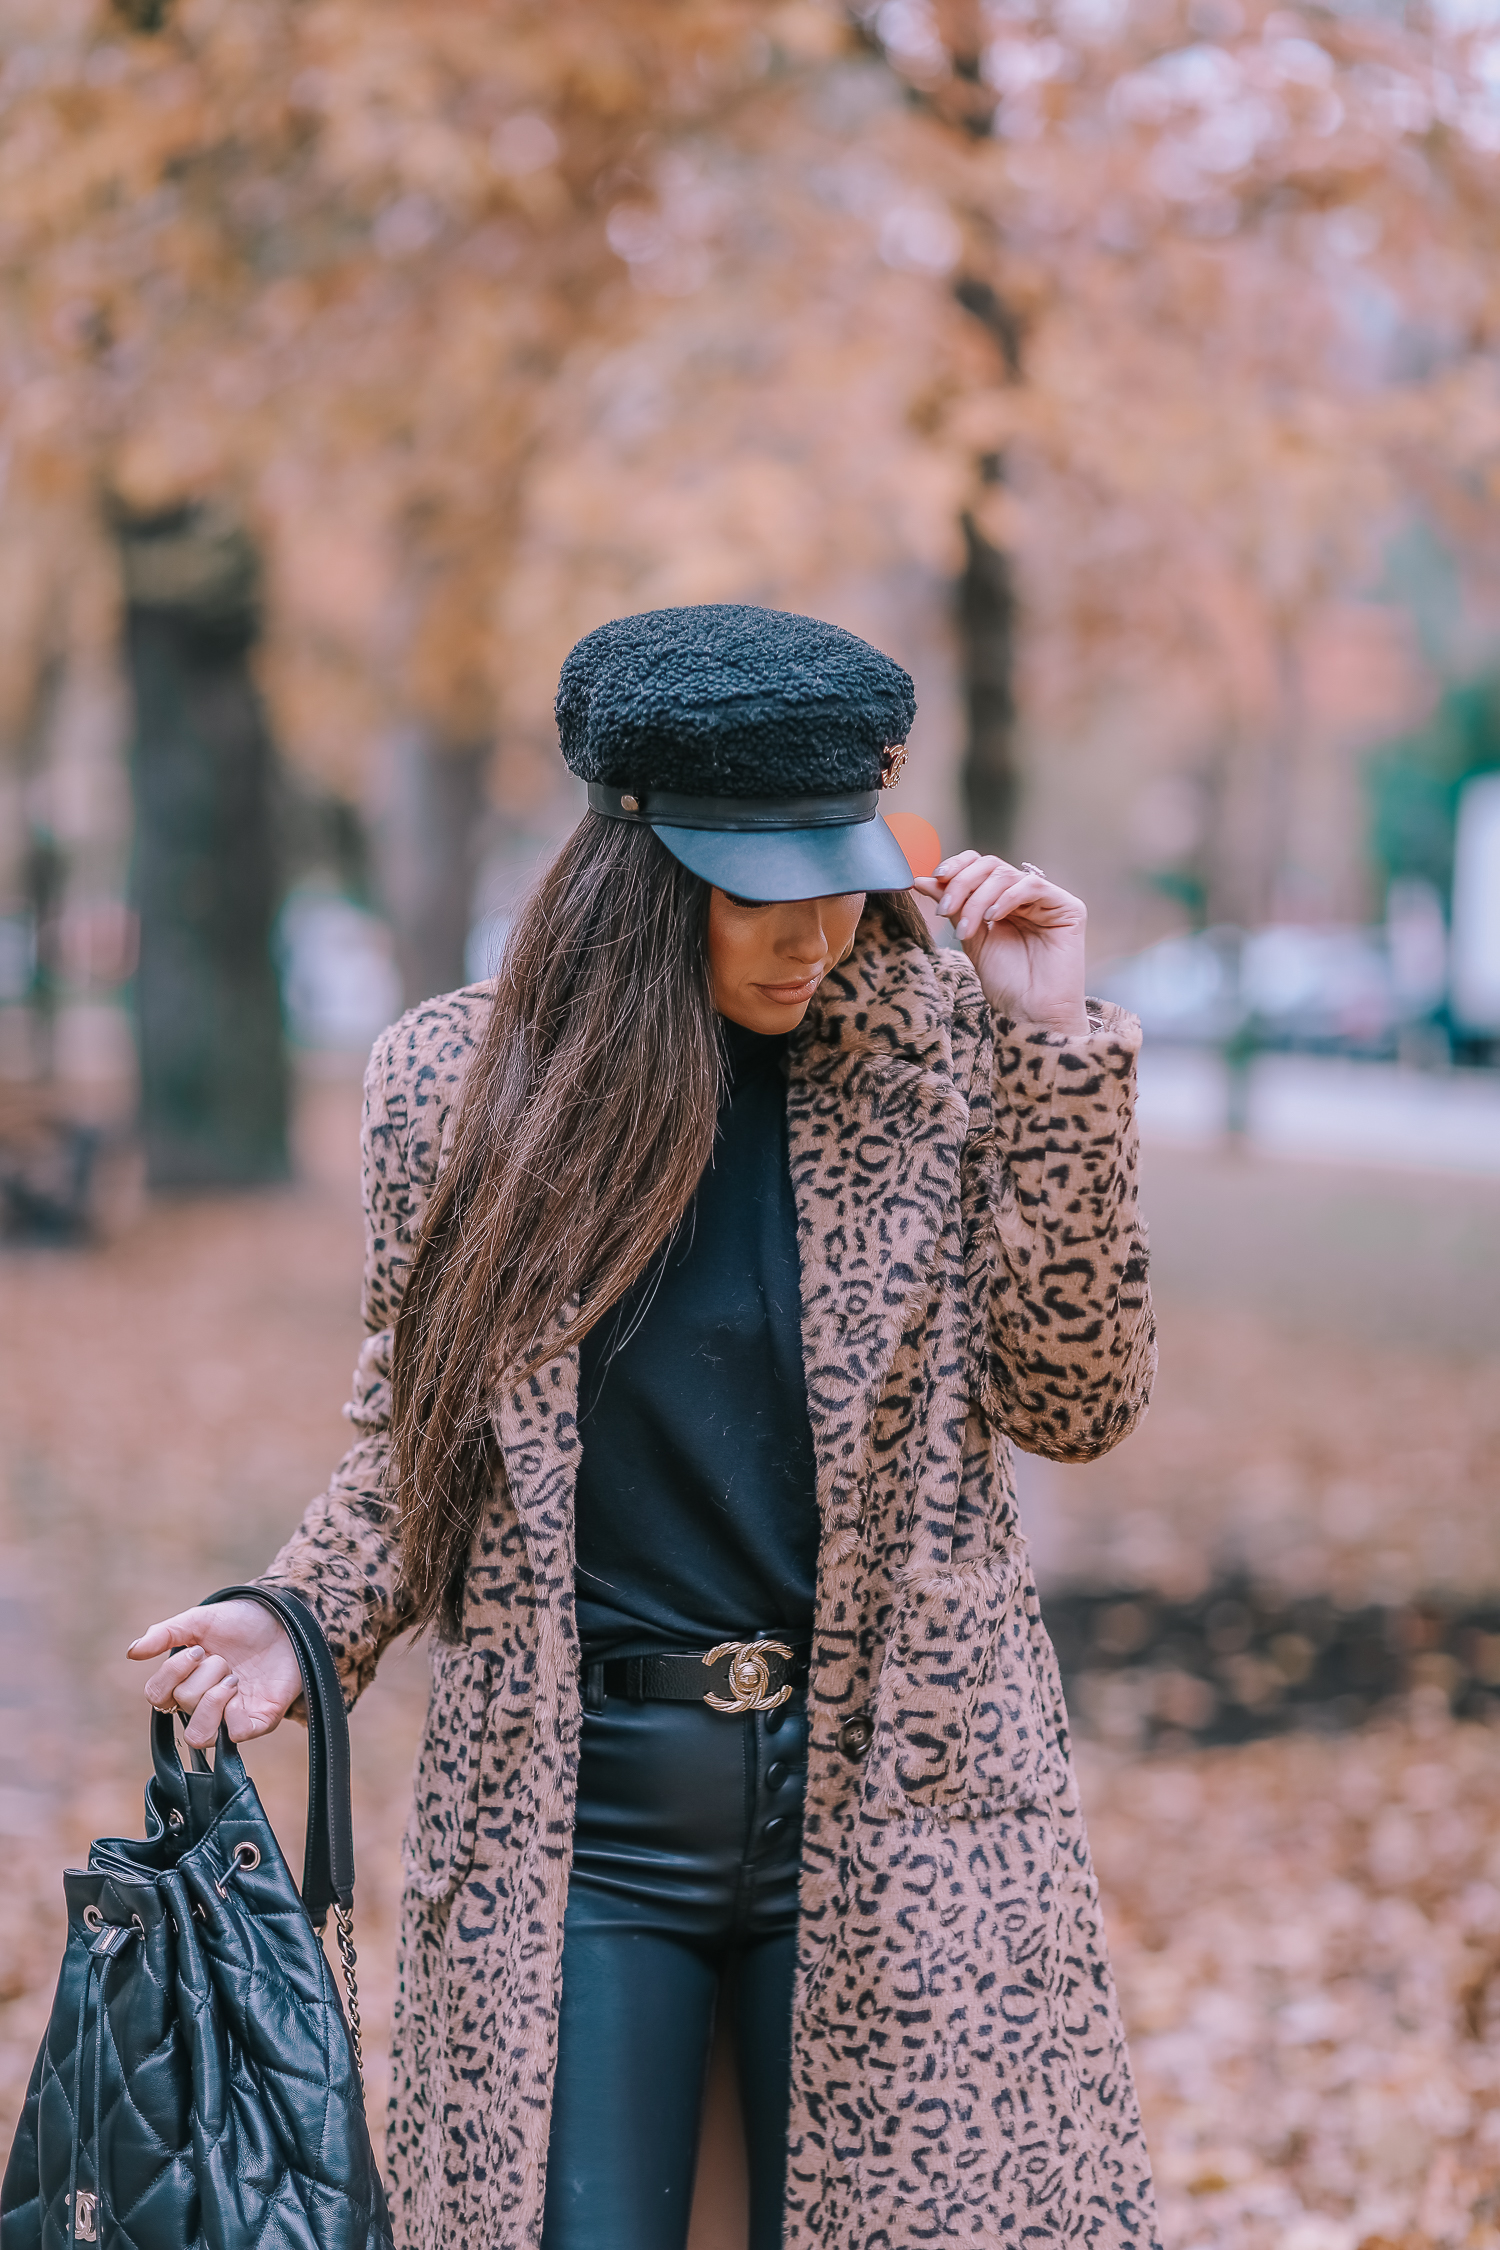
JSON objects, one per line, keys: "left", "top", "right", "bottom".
{"left": 1, "top": 1584, "right": 393, "bottom": 2250}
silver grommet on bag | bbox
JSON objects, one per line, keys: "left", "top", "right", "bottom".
{"left": 214, "top": 1840, "right": 262, "bottom": 1899}
{"left": 167, "top": 1809, "right": 184, "bottom": 1831}
{"left": 82, "top": 1905, "right": 104, "bottom": 1932}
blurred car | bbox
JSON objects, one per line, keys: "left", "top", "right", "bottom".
{"left": 1451, "top": 771, "right": 1500, "bottom": 1035}
{"left": 1092, "top": 926, "right": 1244, "bottom": 1045}
{"left": 1094, "top": 923, "right": 1412, "bottom": 1057}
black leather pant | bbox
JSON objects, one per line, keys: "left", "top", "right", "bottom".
{"left": 540, "top": 1688, "right": 807, "bottom": 2250}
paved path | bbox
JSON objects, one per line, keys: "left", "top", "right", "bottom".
{"left": 1138, "top": 1048, "right": 1500, "bottom": 1177}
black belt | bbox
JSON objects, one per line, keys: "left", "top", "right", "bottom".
{"left": 583, "top": 1638, "right": 810, "bottom": 1715}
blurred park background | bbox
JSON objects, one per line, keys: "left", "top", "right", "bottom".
{"left": 3, "top": 1, "right": 1500, "bottom": 2245}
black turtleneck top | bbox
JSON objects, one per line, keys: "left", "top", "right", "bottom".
{"left": 573, "top": 1019, "right": 819, "bottom": 1660}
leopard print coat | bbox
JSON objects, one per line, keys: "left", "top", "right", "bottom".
{"left": 263, "top": 905, "right": 1160, "bottom": 2250}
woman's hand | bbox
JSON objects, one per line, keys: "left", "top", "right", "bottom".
{"left": 914, "top": 853, "right": 1088, "bottom": 1034}
{"left": 127, "top": 1601, "right": 304, "bottom": 1750}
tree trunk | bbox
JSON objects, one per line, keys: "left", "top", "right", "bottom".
{"left": 121, "top": 505, "right": 289, "bottom": 1188}
{"left": 372, "top": 726, "right": 489, "bottom": 1009}
{"left": 956, "top": 508, "right": 1020, "bottom": 858}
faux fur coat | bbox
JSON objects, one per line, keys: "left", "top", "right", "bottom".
{"left": 263, "top": 906, "right": 1160, "bottom": 2250}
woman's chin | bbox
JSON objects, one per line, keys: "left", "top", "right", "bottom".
{"left": 719, "top": 991, "right": 816, "bottom": 1034}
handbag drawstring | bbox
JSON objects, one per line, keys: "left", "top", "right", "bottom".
{"left": 66, "top": 1916, "right": 142, "bottom": 2244}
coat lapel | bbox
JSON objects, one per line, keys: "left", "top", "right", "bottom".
{"left": 787, "top": 911, "right": 970, "bottom": 1532}
{"left": 484, "top": 912, "right": 967, "bottom": 1582}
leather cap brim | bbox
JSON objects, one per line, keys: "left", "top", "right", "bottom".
{"left": 651, "top": 812, "right": 914, "bottom": 901}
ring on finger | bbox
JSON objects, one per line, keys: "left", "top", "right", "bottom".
{"left": 1020, "top": 861, "right": 1046, "bottom": 879}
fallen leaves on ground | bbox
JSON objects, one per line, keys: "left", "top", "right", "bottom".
{"left": 2, "top": 1077, "right": 1497, "bottom": 2244}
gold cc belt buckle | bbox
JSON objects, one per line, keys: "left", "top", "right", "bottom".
{"left": 703, "top": 1639, "right": 794, "bottom": 1715}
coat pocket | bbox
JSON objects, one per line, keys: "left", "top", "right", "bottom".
{"left": 867, "top": 1552, "right": 1066, "bottom": 1817}
{"left": 400, "top": 1643, "right": 493, "bottom": 1900}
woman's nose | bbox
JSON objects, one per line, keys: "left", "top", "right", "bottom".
{"left": 778, "top": 906, "right": 827, "bottom": 960}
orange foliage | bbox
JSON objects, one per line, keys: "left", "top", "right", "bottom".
{"left": 3, "top": 0, "right": 1499, "bottom": 917}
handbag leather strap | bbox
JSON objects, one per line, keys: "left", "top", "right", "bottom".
{"left": 201, "top": 1583, "right": 355, "bottom": 1930}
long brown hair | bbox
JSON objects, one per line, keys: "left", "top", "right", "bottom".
{"left": 390, "top": 809, "right": 931, "bottom": 1636}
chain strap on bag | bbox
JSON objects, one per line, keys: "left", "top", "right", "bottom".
{"left": 0, "top": 1583, "right": 393, "bottom": 2250}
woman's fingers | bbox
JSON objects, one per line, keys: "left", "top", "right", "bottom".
{"left": 916, "top": 856, "right": 1044, "bottom": 938}
{"left": 182, "top": 1670, "right": 240, "bottom": 1752}
{"left": 961, "top": 866, "right": 1042, "bottom": 937}
{"left": 128, "top": 1608, "right": 225, "bottom": 1664}
{"left": 128, "top": 1603, "right": 305, "bottom": 1743}
{"left": 912, "top": 858, "right": 989, "bottom": 925}
{"left": 935, "top": 855, "right": 993, "bottom": 921}
{"left": 143, "top": 1646, "right": 231, "bottom": 1714}
{"left": 127, "top": 1622, "right": 175, "bottom": 1660}
{"left": 139, "top": 1643, "right": 206, "bottom": 1709}
{"left": 915, "top": 856, "right": 1084, "bottom": 936}
{"left": 174, "top": 1651, "right": 233, "bottom": 1712}
{"left": 933, "top": 854, "right": 1030, "bottom": 920}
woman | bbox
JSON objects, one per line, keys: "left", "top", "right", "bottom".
{"left": 129, "top": 605, "right": 1159, "bottom": 2250}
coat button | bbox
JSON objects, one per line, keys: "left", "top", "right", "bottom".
{"left": 763, "top": 1816, "right": 788, "bottom": 1841}
{"left": 838, "top": 1713, "right": 873, "bottom": 1760}
{"left": 766, "top": 1762, "right": 788, "bottom": 1790}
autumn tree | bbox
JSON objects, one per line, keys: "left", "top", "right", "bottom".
{"left": 0, "top": 0, "right": 782, "bottom": 983}
{"left": 856, "top": 0, "right": 1500, "bottom": 925}
{"left": 5, "top": 0, "right": 1500, "bottom": 1106}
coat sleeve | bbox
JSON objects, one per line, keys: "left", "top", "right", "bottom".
{"left": 258, "top": 1025, "right": 419, "bottom": 1706}
{"left": 962, "top": 990, "right": 1156, "bottom": 1462}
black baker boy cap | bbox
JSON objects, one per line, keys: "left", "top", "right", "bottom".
{"left": 555, "top": 603, "right": 917, "bottom": 902}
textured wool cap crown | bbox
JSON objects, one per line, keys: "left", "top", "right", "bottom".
{"left": 555, "top": 604, "right": 918, "bottom": 900}
{"left": 556, "top": 604, "right": 916, "bottom": 796}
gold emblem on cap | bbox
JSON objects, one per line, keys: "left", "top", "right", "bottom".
{"left": 620, "top": 792, "right": 640, "bottom": 813}
{"left": 880, "top": 743, "right": 908, "bottom": 788}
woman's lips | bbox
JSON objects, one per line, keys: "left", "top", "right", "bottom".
{"left": 755, "top": 969, "right": 824, "bottom": 1004}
